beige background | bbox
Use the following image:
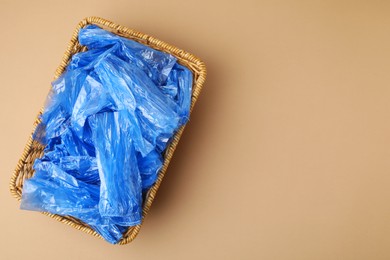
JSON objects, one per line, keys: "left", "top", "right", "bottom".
{"left": 1, "top": 0, "right": 390, "bottom": 259}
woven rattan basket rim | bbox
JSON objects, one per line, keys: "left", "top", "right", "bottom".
{"left": 9, "top": 16, "right": 206, "bottom": 245}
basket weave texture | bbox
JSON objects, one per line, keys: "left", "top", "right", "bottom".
{"left": 9, "top": 16, "right": 206, "bottom": 245}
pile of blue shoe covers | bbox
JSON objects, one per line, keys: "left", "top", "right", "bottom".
{"left": 20, "top": 25, "right": 193, "bottom": 244}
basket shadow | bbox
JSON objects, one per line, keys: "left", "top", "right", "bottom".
{"left": 147, "top": 57, "right": 218, "bottom": 216}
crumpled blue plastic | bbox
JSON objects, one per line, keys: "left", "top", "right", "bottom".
{"left": 20, "top": 25, "right": 193, "bottom": 244}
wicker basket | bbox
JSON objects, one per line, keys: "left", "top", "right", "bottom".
{"left": 9, "top": 17, "right": 206, "bottom": 245}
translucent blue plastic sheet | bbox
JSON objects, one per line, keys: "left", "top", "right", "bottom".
{"left": 20, "top": 25, "right": 193, "bottom": 244}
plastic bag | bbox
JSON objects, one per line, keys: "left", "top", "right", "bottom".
{"left": 21, "top": 25, "right": 193, "bottom": 244}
